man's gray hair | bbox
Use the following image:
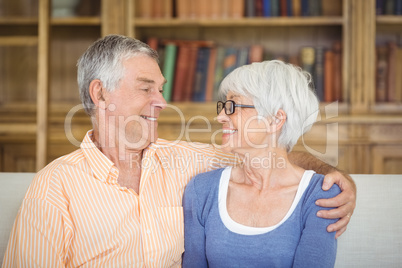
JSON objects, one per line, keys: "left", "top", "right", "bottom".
{"left": 77, "top": 34, "right": 159, "bottom": 116}
{"left": 219, "top": 60, "right": 319, "bottom": 152}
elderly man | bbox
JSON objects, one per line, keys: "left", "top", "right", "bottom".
{"left": 3, "top": 35, "right": 355, "bottom": 267}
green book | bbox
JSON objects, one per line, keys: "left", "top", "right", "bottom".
{"left": 162, "top": 43, "right": 177, "bottom": 102}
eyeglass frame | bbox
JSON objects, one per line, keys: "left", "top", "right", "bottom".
{"left": 216, "top": 100, "right": 255, "bottom": 115}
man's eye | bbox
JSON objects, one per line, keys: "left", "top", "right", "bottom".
{"left": 159, "top": 89, "right": 164, "bottom": 94}
{"left": 142, "top": 88, "right": 150, "bottom": 92}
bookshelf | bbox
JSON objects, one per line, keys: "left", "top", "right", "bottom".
{"left": 0, "top": 0, "right": 401, "bottom": 174}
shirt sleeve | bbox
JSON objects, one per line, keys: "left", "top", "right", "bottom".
{"left": 182, "top": 178, "right": 208, "bottom": 268}
{"left": 2, "top": 198, "right": 72, "bottom": 267}
{"left": 293, "top": 177, "right": 341, "bottom": 268}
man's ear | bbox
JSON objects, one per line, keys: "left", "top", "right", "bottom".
{"left": 89, "top": 79, "right": 106, "bottom": 109}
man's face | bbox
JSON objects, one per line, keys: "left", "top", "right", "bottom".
{"left": 102, "top": 55, "right": 167, "bottom": 150}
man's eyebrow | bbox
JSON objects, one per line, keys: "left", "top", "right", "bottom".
{"left": 137, "top": 77, "right": 167, "bottom": 85}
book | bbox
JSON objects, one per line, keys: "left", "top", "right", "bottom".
{"left": 287, "top": 0, "right": 293, "bottom": 16}
{"left": 182, "top": 44, "right": 199, "bottom": 101}
{"left": 292, "top": 0, "right": 301, "bottom": 16}
{"left": 147, "top": 37, "right": 158, "bottom": 51}
{"left": 308, "top": 0, "right": 322, "bottom": 16}
{"left": 395, "top": 46, "right": 402, "bottom": 102}
{"left": 236, "top": 47, "right": 249, "bottom": 67}
{"left": 280, "top": 0, "right": 288, "bottom": 16}
{"left": 315, "top": 46, "right": 325, "bottom": 102}
{"left": 324, "top": 48, "right": 334, "bottom": 102}
{"left": 387, "top": 41, "right": 397, "bottom": 102}
{"left": 249, "top": 44, "right": 264, "bottom": 63}
{"left": 332, "top": 41, "right": 343, "bottom": 101}
{"left": 162, "top": 43, "right": 177, "bottom": 102}
{"left": 192, "top": 47, "right": 210, "bottom": 102}
{"left": 300, "top": 46, "right": 317, "bottom": 96}
{"left": 245, "top": 0, "right": 256, "bottom": 17}
{"left": 376, "top": 45, "right": 388, "bottom": 102}
{"left": 205, "top": 47, "right": 218, "bottom": 102}
{"left": 376, "top": 0, "right": 385, "bottom": 15}
{"left": 322, "top": 0, "right": 342, "bottom": 16}
{"left": 301, "top": 0, "right": 309, "bottom": 16}
{"left": 256, "top": 0, "right": 264, "bottom": 17}
{"left": 396, "top": 0, "right": 402, "bottom": 15}
{"left": 263, "top": 0, "right": 272, "bottom": 17}
{"left": 384, "top": 0, "right": 394, "bottom": 15}
{"left": 213, "top": 46, "right": 227, "bottom": 101}
{"left": 271, "top": 0, "right": 280, "bottom": 16}
{"left": 223, "top": 47, "right": 239, "bottom": 78}
{"left": 172, "top": 44, "right": 191, "bottom": 102}
{"left": 231, "top": 0, "right": 245, "bottom": 18}
{"left": 138, "top": 0, "right": 152, "bottom": 18}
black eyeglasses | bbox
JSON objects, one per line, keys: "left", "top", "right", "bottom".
{"left": 217, "top": 100, "right": 255, "bottom": 115}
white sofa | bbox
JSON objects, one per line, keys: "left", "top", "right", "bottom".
{"left": 1, "top": 173, "right": 401, "bottom": 267}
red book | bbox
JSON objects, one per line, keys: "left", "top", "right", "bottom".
{"left": 172, "top": 44, "right": 191, "bottom": 102}
{"left": 324, "top": 49, "right": 334, "bottom": 102}
{"left": 182, "top": 44, "right": 199, "bottom": 101}
{"left": 249, "top": 45, "right": 264, "bottom": 63}
{"left": 280, "top": 0, "right": 288, "bottom": 16}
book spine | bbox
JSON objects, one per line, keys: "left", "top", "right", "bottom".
{"left": 292, "top": 0, "right": 301, "bottom": 16}
{"left": 395, "top": 46, "right": 402, "bottom": 102}
{"left": 376, "top": 45, "right": 389, "bottom": 102}
{"left": 205, "top": 47, "right": 217, "bottom": 102}
{"left": 332, "top": 41, "right": 343, "bottom": 101}
{"left": 263, "top": 0, "right": 272, "bottom": 16}
{"left": 183, "top": 45, "right": 199, "bottom": 101}
{"left": 387, "top": 41, "right": 397, "bottom": 102}
{"left": 162, "top": 43, "right": 177, "bottom": 102}
{"left": 376, "top": 0, "right": 385, "bottom": 15}
{"left": 280, "top": 0, "right": 288, "bottom": 16}
{"left": 245, "top": 0, "right": 256, "bottom": 17}
{"left": 395, "top": 0, "right": 402, "bottom": 15}
{"left": 192, "top": 47, "right": 210, "bottom": 102}
{"left": 271, "top": 0, "right": 280, "bottom": 16}
{"left": 315, "top": 46, "right": 325, "bottom": 102}
{"left": 213, "top": 46, "right": 227, "bottom": 101}
{"left": 324, "top": 48, "right": 334, "bottom": 102}
{"left": 172, "top": 44, "right": 190, "bottom": 102}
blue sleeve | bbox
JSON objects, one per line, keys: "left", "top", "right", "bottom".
{"left": 182, "top": 178, "right": 208, "bottom": 268}
{"left": 293, "top": 175, "right": 341, "bottom": 268}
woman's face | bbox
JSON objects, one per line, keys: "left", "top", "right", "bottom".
{"left": 217, "top": 92, "right": 272, "bottom": 154}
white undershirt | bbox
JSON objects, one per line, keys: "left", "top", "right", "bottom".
{"left": 218, "top": 166, "right": 316, "bottom": 235}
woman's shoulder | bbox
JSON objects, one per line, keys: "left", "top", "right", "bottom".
{"left": 304, "top": 173, "right": 341, "bottom": 200}
{"left": 185, "top": 168, "right": 226, "bottom": 199}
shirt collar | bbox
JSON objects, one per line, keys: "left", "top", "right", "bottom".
{"left": 80, "top": 130, "right": 119, "bottom": 184}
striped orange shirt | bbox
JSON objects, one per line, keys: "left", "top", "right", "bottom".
{"left": 3, "top": 130, "right": 236, "bottom": 267}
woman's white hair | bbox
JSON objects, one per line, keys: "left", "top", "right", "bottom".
{"left": 219, "top": 60, "right": 319, "bottom": 152}
{"left": 77, "top": 34, "right": 159, "bottom": 116}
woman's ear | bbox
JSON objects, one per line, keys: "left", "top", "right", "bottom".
{"left": 89, "top": 79, "right": 106, "bottom": 109}
{"left": 272, "top": 109, "right": 287, "bottom": 131}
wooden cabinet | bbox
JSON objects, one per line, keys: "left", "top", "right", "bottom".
{"left": 0, "top": 0, "right": 401, "bottom": 174}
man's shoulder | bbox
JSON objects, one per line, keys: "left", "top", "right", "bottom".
{"left": 155, "top": 139, "right": 216, "bottom": 154}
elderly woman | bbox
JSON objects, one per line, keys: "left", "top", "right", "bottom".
{"left": 182, "top": 60, "right": 340, "bottom": 267}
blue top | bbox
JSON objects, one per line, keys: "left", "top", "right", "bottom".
{"left": 182, "top": 167, "right": 340, "bottom": 268}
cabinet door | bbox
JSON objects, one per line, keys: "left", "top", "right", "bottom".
{"left": 372, "top": 145, "right": 402, "bottom": 174}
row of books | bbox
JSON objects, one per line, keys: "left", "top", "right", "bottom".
{"left": 148, "top": 38, "right": 343, "bottom": 103}
{"left": 376, "top": 0, "right": 402, "bottom": 15}
{"left": 376, "top": 42, "right": 402, "bottom": 102}
{"left": 137, "top": 0, "right": 342, "bottom": 19}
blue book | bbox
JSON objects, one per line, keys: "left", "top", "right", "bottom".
{"left": 263, "top": 0, "right": 271, "bottom": 16}
{"left": 287, "top": 0, "right": 293, "bottom": 16}
{"left": 301, "top": 0, "right": 309, "bottom": 16}
{"left": 376, "top": 0, "right": 385, "bottom": 15}
{"left": 192, "top": 47, "right": 210, "bottom": 102}
{"left": 395, "top": 0, "right": 402, "bottom": 15}
{"left": 223, "top": 47, "right": 238, "bottom": 78}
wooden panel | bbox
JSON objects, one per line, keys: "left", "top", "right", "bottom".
{"left": 372, "top": 146, "right": 402, "bottom": 174}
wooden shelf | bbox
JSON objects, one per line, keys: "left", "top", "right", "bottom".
{"left": 376, "top": 15, "right": 402, "bottom": 24}
{"left": 0, "top": 16, "right": 101, "bottom": 26}
{"left": 133, "top": 17, "right": 344, "bottom": 27}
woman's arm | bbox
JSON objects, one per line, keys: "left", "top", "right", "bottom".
{"left": 288, "top": 151, "right": 356, "bottom": 238}
{"left": 182, "top": 179, "right": 208, "bottom": 268}
{"left": 293, "top": 176, "right": 341, "bottom": 267}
